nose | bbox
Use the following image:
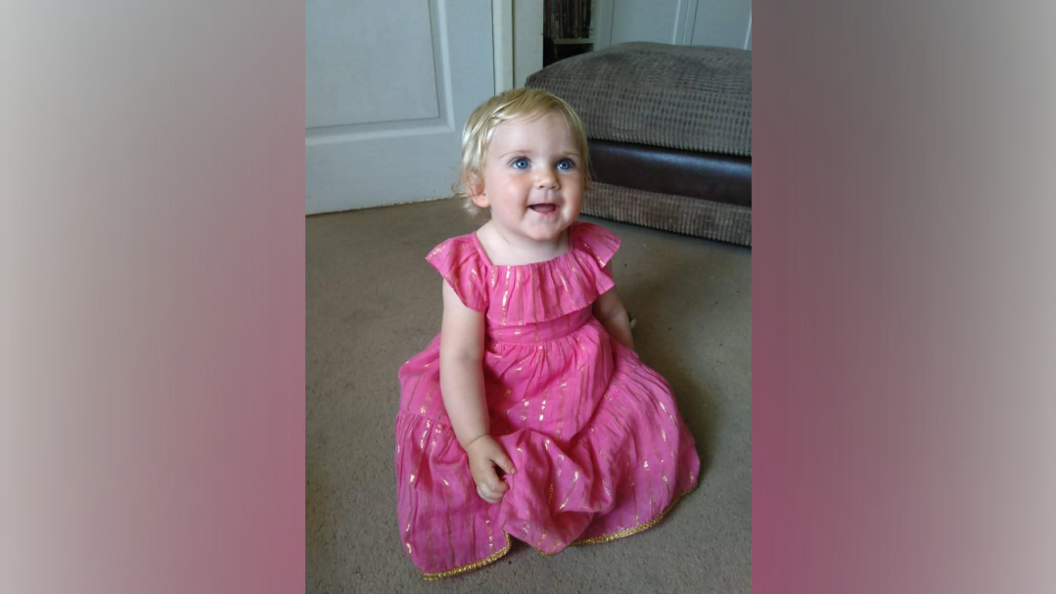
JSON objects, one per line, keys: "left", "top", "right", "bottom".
{"left": 535, "top": 167, "right": 559, "bottom": 190}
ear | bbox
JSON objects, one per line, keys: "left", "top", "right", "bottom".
{"left": 467, "top": 177, "right": 489, "bottom": 209}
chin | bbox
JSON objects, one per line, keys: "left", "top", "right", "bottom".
{"left": 534, "top": 223, "right": 574, "bottom": 241}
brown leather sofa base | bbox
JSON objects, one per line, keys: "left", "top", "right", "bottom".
{"left": 589, "top": 140, "right": 752, "bottom": 208}
{"left": 584, "top": 182, "right": 751, "bottom": 246}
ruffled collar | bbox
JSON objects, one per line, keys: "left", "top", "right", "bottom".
{"left": 425, "top": 220, "right": 620, "bottom": 323}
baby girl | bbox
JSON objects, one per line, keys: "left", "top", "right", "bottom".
{"left": 396, "top": 87, "right": 700, "bottom": 579}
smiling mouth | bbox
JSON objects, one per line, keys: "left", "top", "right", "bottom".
{"left": 529, "top": 204, "right": 558, "bottom": 214}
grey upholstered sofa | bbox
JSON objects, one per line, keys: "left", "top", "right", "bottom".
{"left": 527, "top": 42, "right": 752, "bottom": 246}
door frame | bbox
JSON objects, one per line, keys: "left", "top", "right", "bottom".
{"left": 495, "top": 0, "right": 615, "bottom": 93}
{"left": 492, "top": 0, "right": 514, "bottom": 93}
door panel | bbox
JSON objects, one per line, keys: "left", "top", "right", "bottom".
{"left": 306, "top": 0, "right": 494, "bottom": 214}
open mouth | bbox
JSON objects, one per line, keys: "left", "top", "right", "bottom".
{"left": 529, "top": 204, "right": 558, "bottom": 214}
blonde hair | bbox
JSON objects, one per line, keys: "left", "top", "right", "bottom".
{"left": 455, "top": 88, "right": 592, "bottom": 218}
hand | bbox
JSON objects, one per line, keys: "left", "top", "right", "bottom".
{"left": 464, "top": 435, "right": 516, "bottom": 504}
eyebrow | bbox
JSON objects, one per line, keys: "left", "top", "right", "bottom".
{"left": 498, "top": 150, "right": 580, "bottom": 159}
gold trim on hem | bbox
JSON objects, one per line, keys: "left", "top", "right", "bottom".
{"left": 569, "top": 483, "right": 698, "bottom": 546}
{"left": 420, "top": 531, "right": 512, "bottom": 580}
{"left": 420, "top": 482, "right": 697, "bottom": 577}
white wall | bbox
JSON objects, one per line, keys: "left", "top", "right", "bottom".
{"left": 609, "top": 0, "right": 684, "bottom": 45}
{"left": 596, "top": 0, "right": 751, "bottom": 51}
{"left": 690, "top": 0, "right": 752, "bottom": 49}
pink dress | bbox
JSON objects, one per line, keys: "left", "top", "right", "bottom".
{"left": 395, "top": 221, "right": 700, "bottom": 579}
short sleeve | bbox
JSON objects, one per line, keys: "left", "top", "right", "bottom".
{"left": 573, "top": 221, "right": 621, "bottom": 295}
{"left": 424, "top": 236, "right": 489, "bottom": 312}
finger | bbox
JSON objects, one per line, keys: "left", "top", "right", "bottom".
{"left": 493, "top": 453, "right": 516, "bottom": 475}
{"left": 477, "top": 484, "right": 501, "bottom": 504}
{"left": 486, "top": 474, "right": 506, "bottom": 492}
{"left": 483, "top": 479, "right": 507, "bottom": 497}
{"left": 478, "top": 466, "right": 502, "bottom": 491}
{"left": 478, "top": 481, "right": 500, "bottom": 498}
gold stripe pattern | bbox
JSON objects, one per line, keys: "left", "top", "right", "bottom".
{"left": 535, "top": 481, "right": 698, "bottom": 558}
{"left": 501, "top": 266, "right": 511, "bottom": 325}
{"left": 420, "top": 531, "right": 512, "bottom": 581}
{"left": 558, "top": 470, "right": 580, "bottom": 510}
{"left": 570, "top": 483, "right": 698, "bottom": 546}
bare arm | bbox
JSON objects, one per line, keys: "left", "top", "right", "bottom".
{"left": 438, "top": 280, "right": 516, "bottom": 503}
{"left": 593, "top": 263, "right": 635, "bottom": 351}
{"left": 438, "top": 280, "right": 489, "bottom": 447}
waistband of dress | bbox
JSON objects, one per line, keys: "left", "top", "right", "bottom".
{"left": 485, "top": 307, "right": 592, "bottom": 344}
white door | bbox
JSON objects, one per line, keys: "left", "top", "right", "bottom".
{"left": 306, "top": 0, "right": 495, "bottom": 214}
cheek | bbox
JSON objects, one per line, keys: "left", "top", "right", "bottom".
{"left": 563, "top": 175, "right": 585, "bottom": 196}
{"left": 497, "top": 178, "right": 531, "bottom": 198}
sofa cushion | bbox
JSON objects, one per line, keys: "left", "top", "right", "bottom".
{"left": 585, "top": 182, "right": 751, "bottom": 246}
{"left": 589, "top": 140, "right": 751, "bottom": 208}
{"left": 526, "top": 42, "right": 751, "bottom": 156}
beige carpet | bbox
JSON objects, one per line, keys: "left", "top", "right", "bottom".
{"left": 307, "top": 198, "right": 751, "bottom": 593}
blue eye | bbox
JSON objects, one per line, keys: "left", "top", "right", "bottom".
{"left": 557, "top": 159, "right": 575, "bottom": 171}
{"left": 511, "top": 157, "right": 529, "bottom": 170}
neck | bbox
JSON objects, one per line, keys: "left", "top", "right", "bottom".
{"left": 494, "top": 226, "right": 565, "bottom": 254}
{"left": 478, "top": 222, "right": 571, "bottom": 266}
